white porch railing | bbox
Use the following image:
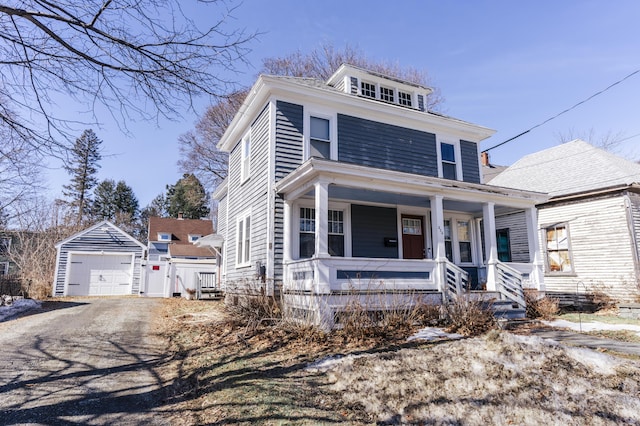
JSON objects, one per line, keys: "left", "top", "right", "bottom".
{"left": 284, "top": 257, "right": 438, "bottom": 293}
{"left": 444, "top": 261, "right": 469, "bottom": 300}
{"left": 495, "top": 261, "right": 526, "bottom": 309}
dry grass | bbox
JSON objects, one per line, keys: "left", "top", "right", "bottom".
{"left": 444, "top": 295, "right": 497, "bottom": 336}
{"left": 525, "top": 290, "right": 560, "bottom": 320}
{"left": 155, "top": 298, "right": 640, "bottom": 425}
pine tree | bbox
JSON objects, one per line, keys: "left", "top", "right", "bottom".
{"left": 62, "top": 129, "right": 102, "bottom": 224}
{"left": 166, "top": 174, "right": 210, "bottom": 219}
{"left": 93, "top": 179, "right": 139, "bottom": 235}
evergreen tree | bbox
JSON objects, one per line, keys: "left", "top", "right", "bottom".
{"left": 166, "top": 174, "right": 210, "bottom": 219}
{"left": 62, "top": 129, "right": 102, "bottom": 224}
{"left": 93, "top": 179, "right": 139, "bottom": 221}
{"left": 137, "top": 194, "right": 169, "bottom": 241}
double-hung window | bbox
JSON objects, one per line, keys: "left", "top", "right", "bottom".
{"left": 496, "top": 229, "right": 512, "bottom": 262}
{"left": 441, "top": 142, "right": 457, "bottom": 180}
{"left": 0, "top": 237, "right": 10, "bottom": 255}
{"left": 241, "top": 133, "right": 251, "bottom": 183}
{"left": 298, "top": 207, "right": 345, "bottom": 258}
{"left": 444, "top": 220, "right": 453, "bottom": 262}
{"left": 545, "top": 223, "right": 573, "bottom": 273}
{"left": 310, "top": 117, "right": 331, "bottom": 159}
{"left": 236, "top": 212, "right": 251, "bottom": 267}
{"left": 457, "top": 221, "right": 472, "bottom": 263}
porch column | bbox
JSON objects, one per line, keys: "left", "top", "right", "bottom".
{"left": 314, "top": 180, "right": 330, "bottom": 294}
{"left": 283, "top": 199, "right": 293, "bottom": 262}
{"left": 525, "top": 207, "right": 544, "bottom": 292}
{"left": 482, "top": 202, "right": 498, "bottom": 292}
{"left": 430, "top": 195, "right": 447, "bottom": 297}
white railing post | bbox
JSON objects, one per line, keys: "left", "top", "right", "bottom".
{"left": 430, "top": 195, "right": 447, "bottom": 299}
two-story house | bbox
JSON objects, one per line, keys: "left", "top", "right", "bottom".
{"left": 213, "top": 64, "right": 547, "bottom": 326}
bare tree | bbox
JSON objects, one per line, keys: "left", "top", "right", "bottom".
{"left": 7, "top": 197, "right": 83, "bottom": 298}
{"left": 556, "top": 128, "right": 627, "bottom": 152}
{"left": 0, "top": 0, "right": 255, "bottom": 158}
{"left": 177, "top": 43, "right": 445, "bottom": 192}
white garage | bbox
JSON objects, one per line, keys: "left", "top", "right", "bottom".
{"left": 53, "top": 221, "right": 145, "bottom": 297}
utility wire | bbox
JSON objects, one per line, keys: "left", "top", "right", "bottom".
{"left": 483, "top": 68, "right": 640, "bottom": 153}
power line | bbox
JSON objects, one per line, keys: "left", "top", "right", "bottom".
{"left": 483, "top": 68, "right": 640, "bottom": 153}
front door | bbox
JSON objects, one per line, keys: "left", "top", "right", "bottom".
{"left": 402, "top": 215, "right": 425, "bottom": 259}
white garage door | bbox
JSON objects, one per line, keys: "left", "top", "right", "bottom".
{"left": 67, "top": 254, "right": 133, "bottom": 296}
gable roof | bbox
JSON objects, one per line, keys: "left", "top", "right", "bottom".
{"left": 55, "top": 220, "right": 145, "bottom": 249}
{"left": 489, "top": 139, "right": 640, "bottom": 197}
{"left": 148, "top": 217, "right": 214, "bottom": 244}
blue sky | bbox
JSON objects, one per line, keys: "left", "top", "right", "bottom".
{"left": 45, "top": 0, "right": 640, "bottom": 207}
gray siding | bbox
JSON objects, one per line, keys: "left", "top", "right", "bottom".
{"left": 494, "top": 211, "right": 530, "bottom": 263}
{"left": 338, "top": 114, "right": 438, "bottom": 177}
{"left": 273, "top": 101, "right": 304, "bottom": 282}
{"left": 627, "top": 192, "right": 640, "bottom": 278}
{"left": 54, "top": 223, "right": 144, "bottom": 296}
{"left": 225, "top": 104, "right": 271, "bottom": 284}
{"left": 217, "top": 194, "right": 227, "bottom": 251}
{"left": 460, "top": 140, "right": 481, "bottom": 184}
{"left": 351, "top": 204, "right": 398, "bottom": 258}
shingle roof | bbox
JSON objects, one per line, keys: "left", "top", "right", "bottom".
{"left": 148, "top": 217, "right": 213, "bottom": 244}
{"left": 168, "top": 244, "right": 215, "bottom": 258}
{"left": 489, "top": 139, "right": 640, "bottom": 197}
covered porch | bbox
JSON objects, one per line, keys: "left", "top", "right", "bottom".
{"left": 276, "top": 158, "right": 548, "bottom": 325}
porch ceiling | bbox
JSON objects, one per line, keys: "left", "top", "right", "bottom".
{"left": 276, "top": 158, "right": 548, "bottom": 211}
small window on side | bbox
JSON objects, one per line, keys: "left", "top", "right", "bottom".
{"left": 310, "top": 117, "right": 331, "bottom": 159}
{"left": 441, "top": 143, "right": 457, "bottom": 180}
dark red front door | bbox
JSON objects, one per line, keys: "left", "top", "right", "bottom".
{"left": 402, "top": 215, "right": 425, "bottom": 259}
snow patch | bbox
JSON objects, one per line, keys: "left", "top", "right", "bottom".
{"left": 408, "top": 327, "right": 463, "bottom": 342}
{"left": 0, "top": 298, "right": 42, "bottom": 322}
{"left": 544, "top": 319, "right": 640, "bottom": 335}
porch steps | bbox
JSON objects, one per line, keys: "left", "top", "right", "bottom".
{"left": 486, "top": 300, "right": 526, "bottom": 320}
{"left": 199, "top": 289, "right": 224, "bottom": 300}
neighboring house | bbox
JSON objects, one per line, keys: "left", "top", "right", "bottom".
{"left": 53, "top": 221, "right": 146, "bottom": 297}
{"left": 0, "top": 233, "right": 16, "bottom": 276}
{"left": 489, "top": 139, "right": 640, "bottom": 302}
{"left": 213, "top": 64, "right": 547, "bottom": 326}
{"left": 142, "top": 216, "right": 218, "bottom": 299}
{"left": 147, "top": 215, "right": 214, "bottom": 261}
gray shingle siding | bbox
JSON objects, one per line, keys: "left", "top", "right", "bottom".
{"left": 494, "top": 211, "right": 530, "bottom": 263}
{"left": 460, "top": 140, "right": 480, "bottom": 184}
{"left": 274, "top": 101, "right": 304, "bottom": 282}
{"left": 225, "top": 104, "right": 271, "bottom": 283}
{"left": 351, "top": 204, "right": 399, "bottom": 258}
{"left": 337, "top": 114, "right": 438, "bottom": 177}
{"left": 54, "top": 226, "right": 144, "bottom": 296}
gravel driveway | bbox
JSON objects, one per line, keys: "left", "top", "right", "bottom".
{"left": 0, "top": 297, "right": 174, "bottom": 425}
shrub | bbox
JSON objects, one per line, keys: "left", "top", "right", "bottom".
{"left": 444, "top": 295, "right": 497, "bottom": 336}
{"left": 524, "top": 290, "right": 559, "bottom": 320}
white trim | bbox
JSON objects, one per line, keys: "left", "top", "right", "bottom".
{"left": 444, "top": 212, "right": 477, "bottom": 266}
{"left": 240, "top": 130, "right": 251, "bottom": 184}
{"left": 55, "top": 220, "right": 145, "bottom": 249}
{"left": 266, "top": 100, "right": 277, "bottom": 292}
{"left": 398, "top": 207, "right": 432, "bottom": 259}
{"left": 235, "top": 209, "right": 252, "bottom": 268}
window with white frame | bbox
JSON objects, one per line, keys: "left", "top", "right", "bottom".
{"left": 457, "top": 220, "right": 472, "bottom": 263}
{"left": 380, "top": 86, "right": 394, "bottom": 103}
{"left": 236, "top": 212, "right": 251, "bottom": 267}
{"left": 188, "top": 234, "right": 201, "bottom": 243}
{"left": 299, "top": 207, "right": 315, "bottom": 259}
{"left": 241, "top": 132, "right": 251, "bottom": 183}
{"left": 545, "top": 223, "right": 573, "bottom": 273}
{"left": 310, "top": 116, "right": 331, "bottom": 159}
{"left": 157, "top": 233, "right": 170, "bottom": 242}
{"left": 441, "top": 142, "right": 457, "bottom": 180}
{"left": 328, "top": 210, "right": 344, "bottom": 256}
{"left": 361, "top": 81, "right": 376, "bottom": 98}
{"left": 298, "top": 207, "right": 345, "bottom": 258}
{"left": 398, "top": 91, "right": 412, "bottom": 107}
{"left": 0, "top": 262, "right": 8, "bottom": 275}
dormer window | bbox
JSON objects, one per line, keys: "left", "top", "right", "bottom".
{"left": 158, "top": 232, "right": 171, "bottom": 241}
{"left": 380, "top": 86, "right": 394, "bottom": 103}
{"left": 398, "top": 91, "right": 412, "bottom": 107}
{"left": 361, "top": 81, "right": 376, "bottom": 99}
{"left": 188, "top": 234, "right": 201, "bottom": 243}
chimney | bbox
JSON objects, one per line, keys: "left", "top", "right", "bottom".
{"left": 481, "top": 151, "right": 490, "bottom": 166}
{"left": 177, "top": 212, "right": 184, "bottom": 220}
